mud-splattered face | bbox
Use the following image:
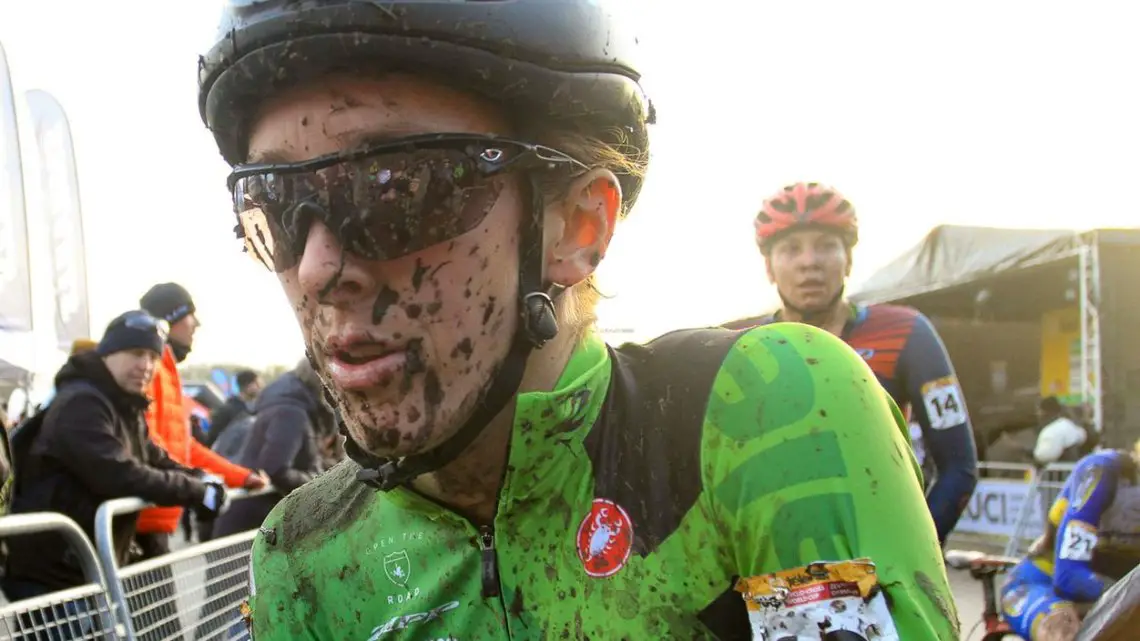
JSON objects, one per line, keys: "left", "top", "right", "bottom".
{"left": 765, "top": 228, "right": 851, "bottom": 313}
{"left": 245, "top": 75, "right": 522, "bottom": 457}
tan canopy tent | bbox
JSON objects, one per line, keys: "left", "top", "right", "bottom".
{"left": 851, "top": 225, "right": 1085, "bottom": 305}
{"left": 850, "top": 225, "right": 1140, "bottom": 448}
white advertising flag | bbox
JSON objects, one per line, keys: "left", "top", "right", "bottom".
{"left": 24, "top": 89, "right": 90, "bottom": 350}
{"left": 0, "top": 42, "right": 33, "bottom": 337}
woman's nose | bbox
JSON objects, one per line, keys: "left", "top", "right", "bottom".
{"left": 795, "top": 246, "right": 824, "bottom": 269}
{"left": 296, "top": 220, "right": 377, "bottom": 306}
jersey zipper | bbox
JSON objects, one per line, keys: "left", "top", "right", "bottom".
{"left": 478, "top": 525, "right": 501, "bottom": 598}
{"left": 477, "top": 523, "right": 513, "bottom": 638}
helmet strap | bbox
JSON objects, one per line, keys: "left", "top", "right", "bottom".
{"left": 349, "top": 173, "right": 558, "bottom": 491}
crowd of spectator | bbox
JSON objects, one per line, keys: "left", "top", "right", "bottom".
{"left": 0, "top": 282, "right": 345, "bottom": 620}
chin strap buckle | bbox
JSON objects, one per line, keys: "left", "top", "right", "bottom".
{"left": 356, "top": 461, "right": 401, "bottom": 491}
{"left": 522, "top": 290, "right": 559, "bottom": 348}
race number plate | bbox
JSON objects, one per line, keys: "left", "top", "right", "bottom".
{"left": 920, "top": 376, "right": 967, "bottom": 430}
{"left": 735, "top": 558, "right": 900, "bottom": 640}
{"left": 1059, "top": 520, "right": 1098, "bottom": 562}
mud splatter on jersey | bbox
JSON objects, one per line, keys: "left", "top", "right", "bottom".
{"left": 246, "top": 324, "right": 958, "bottom": 640}
{"left": 725, "top": 304, "right": 979, "bottom": 544}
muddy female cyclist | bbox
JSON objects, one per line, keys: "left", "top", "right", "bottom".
{"left": 196, "top": 1, "right": 958, "bottom": 638}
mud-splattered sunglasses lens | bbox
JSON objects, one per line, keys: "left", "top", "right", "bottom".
{"left": 230, "top": 146, "right": 513, "bottom": 273}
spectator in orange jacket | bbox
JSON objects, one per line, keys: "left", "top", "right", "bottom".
{"left": 137, "top": 282, "right": 268, "bottom": 559}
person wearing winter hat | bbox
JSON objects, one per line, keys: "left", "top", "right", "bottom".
{"left": 136, "top": 283, "right": 267, "bottom": 562}
{"left": 139, "top": 282, "right": 199, "bottom": 363}
{"left": 131, "top": 287, "right": 266, "bottom": 639}
{"left": 3, "top": 310, "right": 227, "bottom": 603}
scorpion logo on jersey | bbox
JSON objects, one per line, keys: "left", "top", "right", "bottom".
{"left": 576, "top": 498, "right": 634, "bottom": 578}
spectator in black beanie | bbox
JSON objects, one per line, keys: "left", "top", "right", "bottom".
{"left": 135, "top": 283, "right": 265, "bottom": 563}
{"left": 140, "top": 282, "right": 199, "bottom": 363}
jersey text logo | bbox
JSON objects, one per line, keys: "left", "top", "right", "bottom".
{"left": 1001, "top": 584, "right": 1030, "bottom": 618}
{"left": 383, "top": 550, "right": 411, "bottom": 587}
{"left": 1071, "top": 466, "right": 1102, "bottom": 511}
{"left": 576, "top": 498, "right": 634, "bottom": 578}
{"left": 368, "top": 601, "right": 459, "bottom": 640}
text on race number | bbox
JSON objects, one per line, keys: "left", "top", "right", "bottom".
{"left": 1059, "top": 521, "right": 1098, "bottom": 562}
{"left": 920, "top": 377, "right": 967, "bottom": 430}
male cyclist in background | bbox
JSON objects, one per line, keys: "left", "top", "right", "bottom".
{"left": 723, "top": 182, "right": 979, "bottom": 544}
{"left": 1001, "top": 444, "right": 1140, "bottom": 640}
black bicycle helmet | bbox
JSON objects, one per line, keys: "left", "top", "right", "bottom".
{"left": 197, "top": 0, "right": 655, "bottom": 490}
{"left": 198, "top": 0, "right": 654, "bottom": 194}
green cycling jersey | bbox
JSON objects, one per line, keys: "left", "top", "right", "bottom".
{"left": 245, "top": 324, "right": 959, "bottom": 639}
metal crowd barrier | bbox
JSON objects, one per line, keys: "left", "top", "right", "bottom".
{"left": 0, "top": 512, "right": 123, "bottom": 639}
{"left": 947, "top": 461, "right": 1037, "bottom": 548}
{"left": 1003, "top": 462, "right": 1076, "bottom": 558}
{"left": 95, "top": 488, "right": 272, "bottom": 641}
{"left": 976, "top": 461, "right": 1036, "bottom": 482}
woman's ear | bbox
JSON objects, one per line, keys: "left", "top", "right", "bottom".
{"left": 545, "top": 169, "right": 622, "bottom": 287}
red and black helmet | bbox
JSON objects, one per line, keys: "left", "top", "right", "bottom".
{"left": 754, "top": 182, "right": 858, "bottom": 253}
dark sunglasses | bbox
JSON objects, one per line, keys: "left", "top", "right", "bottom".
{"left": 227, "top": 133, "right": 589, "bottom": 273}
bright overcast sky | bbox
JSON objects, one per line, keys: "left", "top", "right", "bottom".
{"left": 1, "top": 1, "right": 1137, "bottom": 368}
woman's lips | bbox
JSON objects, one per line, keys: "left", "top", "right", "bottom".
{"left": 325, "top": 351, "right": 408, "bottom": 390}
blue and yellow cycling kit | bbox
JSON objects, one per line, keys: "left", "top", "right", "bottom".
{"left": 1002, "top": 449, "right": 1140, "bottom": 639}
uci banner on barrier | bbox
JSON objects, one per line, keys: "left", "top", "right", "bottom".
{"left": 955, "top": 477, "right": 1046, "bottom": 539}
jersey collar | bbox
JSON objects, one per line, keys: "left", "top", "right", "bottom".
{"left": 502, "top": 331, "right": 612, "bottom": 496}
{"left": 512, "top": 331, "right": 611, "bottom": 447}
{"left": 385, "top": 331, "right": 612, "bottom": 515}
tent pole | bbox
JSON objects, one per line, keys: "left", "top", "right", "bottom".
{"left": 1078, "top": 233, "right": 1104, "bottom": 434}
{"left": 1091, "top": 236, "right": 1103, "bottom": 434}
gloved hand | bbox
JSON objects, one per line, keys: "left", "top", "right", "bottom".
{"left": 193, "top": 481, "right": 228, "bottom": 519}
{"left": 243, "top": 470, "right": 269, "bottom": 490}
